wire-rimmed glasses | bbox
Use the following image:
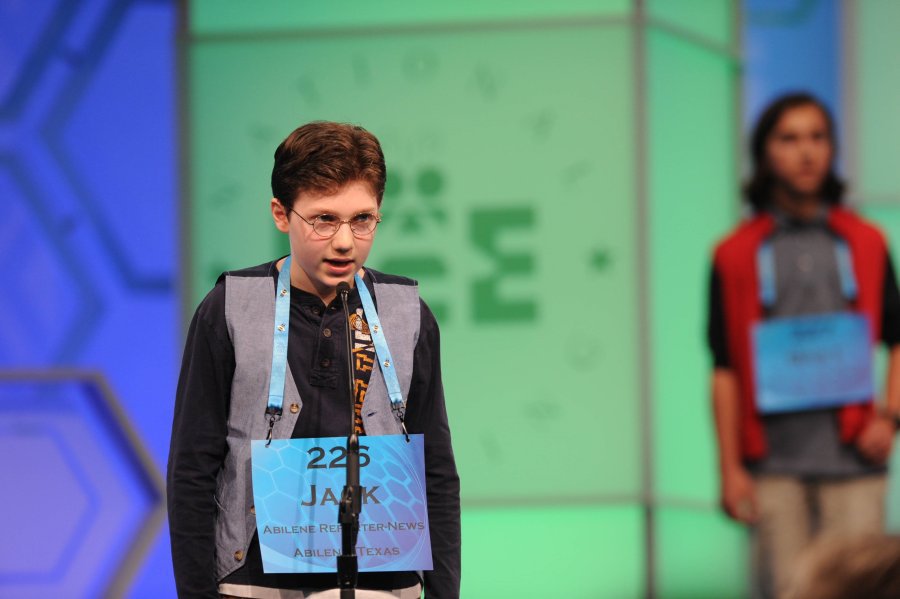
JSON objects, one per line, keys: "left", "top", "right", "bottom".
{"left": 291, "top": 209, "right": 381, "bottom": 238}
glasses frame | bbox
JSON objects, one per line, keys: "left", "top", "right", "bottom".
{"left": 290, "top": 208, "right": 381, "bottom": 238}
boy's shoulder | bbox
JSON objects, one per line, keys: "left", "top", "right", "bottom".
{"left": 193, "top": 261, "right": 277, "bottom": 321}
{"left": 365, "top": 268, "right": 418, "bottom": 288}
{"left": 215, "top": 260, "right": 278, "bottom": 285}
{"left": 207, "top": 262, "right": 418, "bottom": 292}
{"left": 713, "top": 213, "right": 776, "bottom": 268}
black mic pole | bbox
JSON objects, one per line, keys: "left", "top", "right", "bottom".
{"left": 336, "top": 282, "right": 360, "bottom": 599}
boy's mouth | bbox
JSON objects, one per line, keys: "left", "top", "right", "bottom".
{"left": 324, "top": 258, "right": 354, "bottom": 272}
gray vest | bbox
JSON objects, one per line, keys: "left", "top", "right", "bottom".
{"left": 215, "top": 269, "right": 421, "bottom": 580}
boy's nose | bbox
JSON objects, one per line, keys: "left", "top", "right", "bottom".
{"left": 331, "top": 222, "right": 355, "bottom": 250}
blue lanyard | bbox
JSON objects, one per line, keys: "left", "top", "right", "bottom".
{"left": 265, "top": 256, "right": 292, "bottom": 444}
{"left": 263, "top": 259, "right": 407, "bottom": 445}
{"left": 757, "top": 237, "right": 858, "bottom": 308}
{"left": 355, "top": 273, "right": 407, "bottom": 429}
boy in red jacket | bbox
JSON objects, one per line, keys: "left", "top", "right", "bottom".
{"left": 708, "top": 93, "right": 900, "bottom": 598}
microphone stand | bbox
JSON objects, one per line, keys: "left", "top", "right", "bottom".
{"left": 336, "top": 283, "right": 360, "bottom": 599}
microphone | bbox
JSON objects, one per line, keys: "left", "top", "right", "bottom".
{"left": 336, "top": 281, "right": 354, "bottom": 437}
{"left": 336, "top": 279, "right": 360, "bottom": 597}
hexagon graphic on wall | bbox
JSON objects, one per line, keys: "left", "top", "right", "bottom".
{"left": 0, "top": 371, "right": 164, "bottom": 598}
{"left": 42, "top": 0, "right": 175, "bottom": 292}
{"left": 0, "top": 162, "right": 102, "bottom": 364}
{"left": 0, "top": 0, "right": 78, "bottom": 119}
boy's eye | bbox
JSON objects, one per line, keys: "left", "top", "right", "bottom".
{"left": 316, "top": 214, "right": 339, "bottom": 224}
{"left": 351, "top": 213, "right": 374, "bottom": 224}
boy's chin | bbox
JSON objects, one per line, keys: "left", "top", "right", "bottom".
{"left": 318, "top": 272, "right": 355, "bottom": 289}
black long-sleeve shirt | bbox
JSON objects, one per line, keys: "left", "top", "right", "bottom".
{"left": 167, "top": 263, "right": 460, "bottom": 598}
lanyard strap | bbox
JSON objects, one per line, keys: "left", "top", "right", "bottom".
{"left": 757, "top": 238, "right": 857, "bottom": 308}
{"left": 355, "top": 273, "right": 406, "bottom": 418}
{"left": 266, "top": 256, "right": 292, "bottom": 432}
{"left": 834, "top": 239, "right": 858, "bottom": 300}
{"left": 263, "top": 261, "right": 406, "bottom": 444}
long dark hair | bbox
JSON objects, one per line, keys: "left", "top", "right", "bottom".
{"left": 744, "top": 92, "right": 846, "bottom": 212}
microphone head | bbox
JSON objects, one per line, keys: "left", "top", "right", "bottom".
{"left": 336, "top": 281, "right": 351, "bottom": 296}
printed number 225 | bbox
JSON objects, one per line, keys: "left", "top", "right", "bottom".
{"left": 307, "top": 446, "right": 371, "bottom": 469}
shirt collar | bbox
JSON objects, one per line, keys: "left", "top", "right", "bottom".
{"left": 769, "top": 204, "right": 830, "bottom": 230}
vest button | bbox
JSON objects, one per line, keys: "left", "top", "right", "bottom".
{"left": 250, "top": 505, "right": 256, "bottom": 515}
{"left": 290, "top": 403, "right": 299, "bottom": 414}
{"left": 323, "top": 328, "right": 332, "bottom": 338}
{"left": 320, "top": 358, "right": 331, "bottom": 368}
{"left": 234, "top": 550, "right": 244, "bottom": 561}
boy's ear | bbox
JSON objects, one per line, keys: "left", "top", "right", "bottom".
{"left": 271, "top": 198, "right": 290, "bottom": 233}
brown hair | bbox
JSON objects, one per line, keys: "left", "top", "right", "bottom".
{"left": 271, "top": 121, "right": 386, "bottom": 211}
{"left": 744, "top": 92, "right": 846, "bottom": 212}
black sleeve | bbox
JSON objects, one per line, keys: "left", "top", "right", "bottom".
{"left": 882, "top": 251, "right": 900, "bottom": 347}
{"left": 166, "top": 284, "right": 234, "bottom": 598}
{"left": 404, "top": 299, "right": 461, "bottom": 599}
{"left": 707, "top": 263, "right": 731, "bottom": 368}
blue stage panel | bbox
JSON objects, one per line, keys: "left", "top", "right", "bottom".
{"left": 0, "top": 376, "right": 163, "bottom": 599}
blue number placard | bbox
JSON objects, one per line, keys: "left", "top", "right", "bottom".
{"left": 251, "top": 434, "right": 432, "bottom": 574}
{"left": 753, "top": 312, "right": 874, "bottom": 414}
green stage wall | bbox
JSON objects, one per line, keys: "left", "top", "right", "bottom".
{"left": 185, "top": 2, "right": 743, "bottom": 596}
{"left": 850, "top": 0, "right": 900, "bottom": 532}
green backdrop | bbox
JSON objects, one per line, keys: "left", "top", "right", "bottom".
{"left": 185, "top": 2, "right": 745, "bottom": 596}
{"left": 852, "top": 0, "right": 900, "bottom": 531}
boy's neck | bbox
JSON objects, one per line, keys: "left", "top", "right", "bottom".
{"left": 276, "top": 256, "right": 364, "bottom": 306}
{"left": 771, "top": 187, "right": 823, "bottom": 222}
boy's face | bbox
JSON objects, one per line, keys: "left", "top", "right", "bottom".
{"left": 765, "top": 103, "right": 833, "bottom": 200}
{"left": 271, "top": 180, "right": 379, "bottom": 303}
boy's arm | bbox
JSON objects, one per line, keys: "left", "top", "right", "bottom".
{"left": 406, "top": 300, "right": 461, "bottom": 599}
{"left": 707, "top": 264, "right": 757, "bottom": 523}
{"left": 167, "top": 289, "right": 234, "bottom": 598}
{"left": 857, "top": 253, "right": 900, "bottom": 462}
{"left": 712, "top": 369, "right": 757, "bottom": 523}
{"left": 881, "top": 253, "right": 900, "bottom": 429}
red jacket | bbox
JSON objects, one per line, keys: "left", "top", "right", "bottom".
{"left": 712, "top": 207, "right": 886, "bottom": 460}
